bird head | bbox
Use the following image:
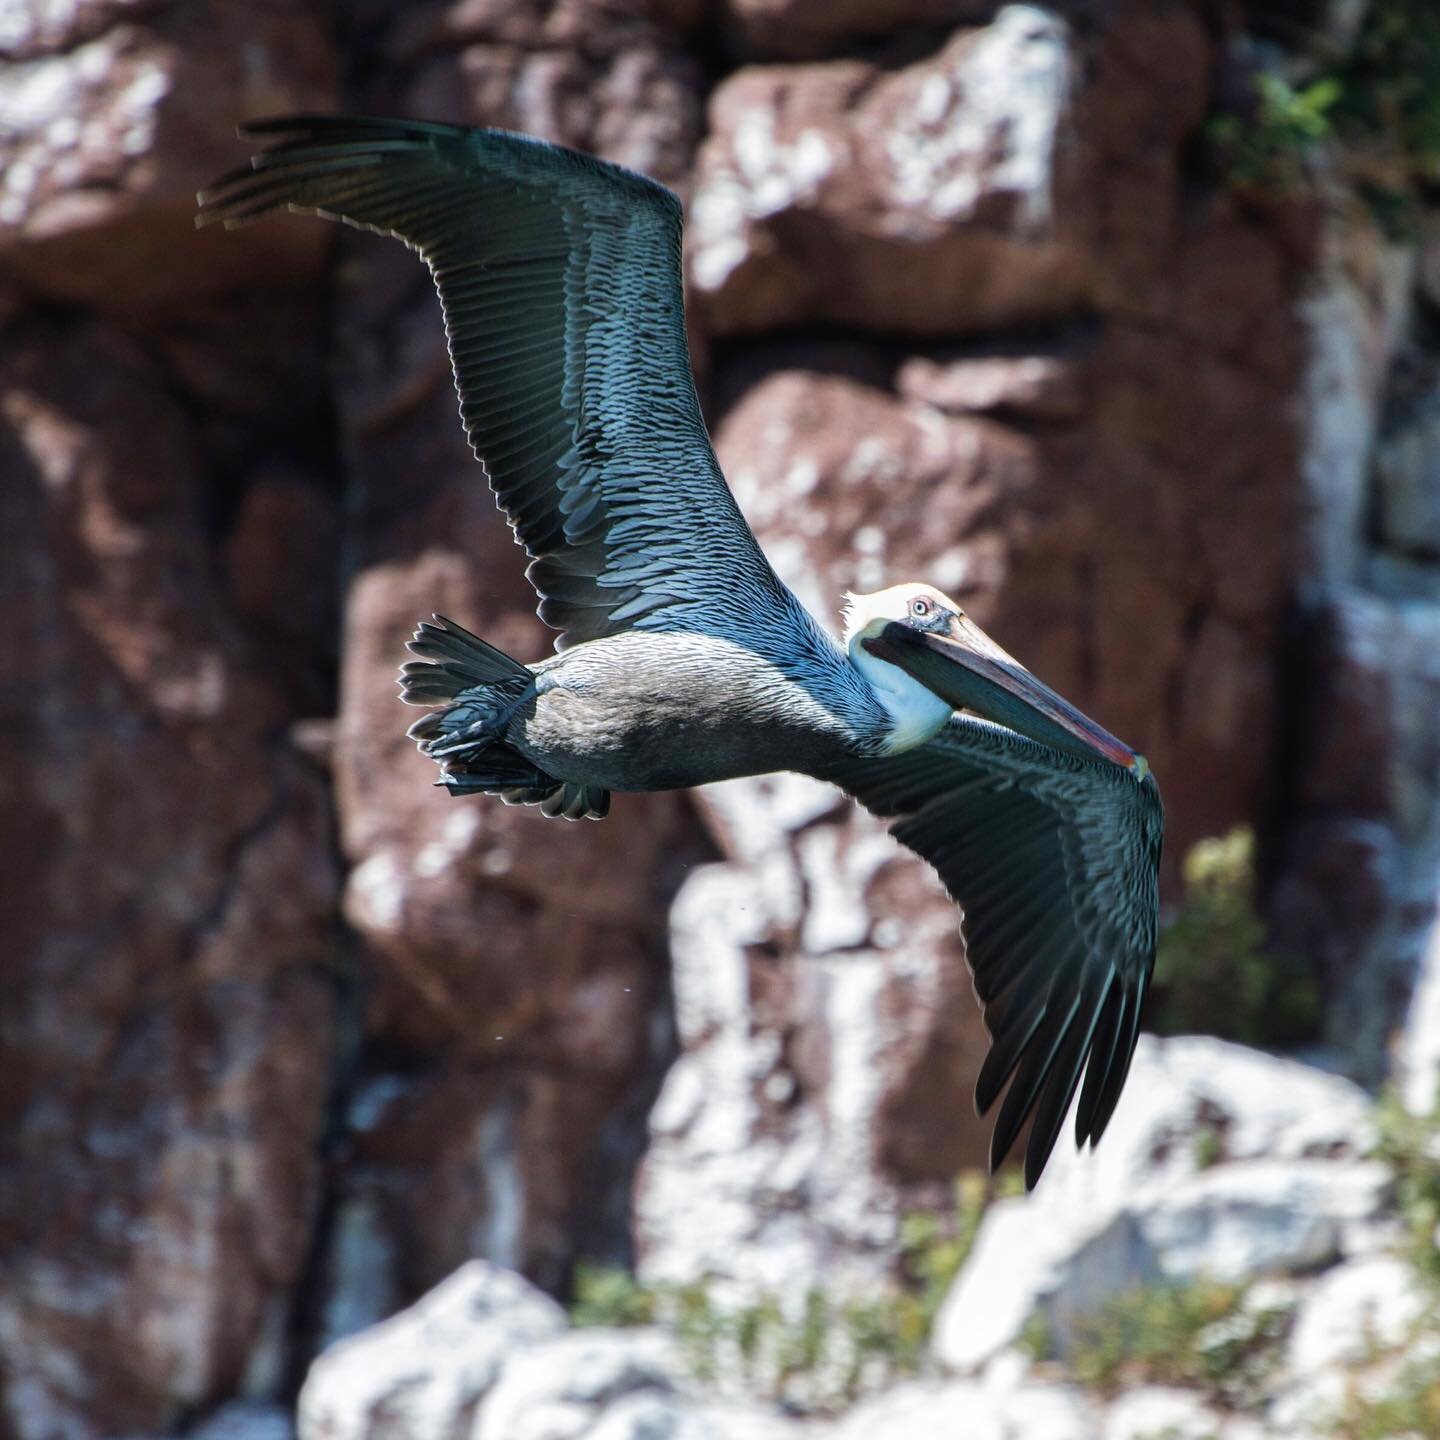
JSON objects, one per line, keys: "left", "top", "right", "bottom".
{"left": 843, "top": 583, "right": 1148, "bottom": 778}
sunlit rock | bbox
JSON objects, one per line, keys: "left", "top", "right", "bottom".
{"left": 932, "top": 1036, "right": 1383, "bottom": 1373}
{"left": 297, "top": 1261, "right": 566, "bottom": 1440}
{"left": 690, "top": 7, "right": 1088, "bottom": 335}
{"left": 1284, "top": 1254, "right": 1428, "bottom": 1380}
{"left": 830, "top": 1377, "right": 1098, "bottom": 1440}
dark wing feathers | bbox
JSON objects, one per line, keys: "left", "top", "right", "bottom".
{"left": 825, "top": 717, "right": 1162, "bottom": 1188}
{"left": 197, "top": 114, "right": 795, "bottom": 650}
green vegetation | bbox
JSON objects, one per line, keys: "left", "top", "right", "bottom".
{"left": 571, "top": 1088, "right": 1440, "bottom": 1419}
{"left": 1329, "top": 1349, "right": 1440, "bottom": 1439}
{"left": 1311, "top": 1086, "right": 1440, "bottom": 1438}
{"left": 898, "top": 1169, "right": 1020, "bottom": 1325}
{"left": 570, "top": 1263, "right": 657, "bottom": 1328}
{"left": 1333, "top": 0, "right": 1440, "bottom": 180}
{"left": 1373, "top": 1086, "right": 1440, "bottom": 1287}
{"left": 1209, "top": 73, "right": 1343, "bottom": 191}
{"left": 1023, "top": 1277, "right": 1293, "bottom": 1410}
{"left": 1191, "top": 1126, "right": 1225, "bottom": 1171}
{"left": 1150, "top": 826, "right": 1321, "bottom": 1047}
{"left": 570, "top": 1170, "right": 1009, "bottom": 1411}
{"left": 1021, "top": 1093, "right": 1440, "bottom": 1429}
{"left": 573, "top": 1269, "right": 924, "bottom": 1409}
{"left": 1211, "top": 0, "right": 1440, "bottom": 227}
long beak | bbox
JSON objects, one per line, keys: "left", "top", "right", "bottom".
{"left": 865, "top": 618, "right": 1148, "bottom": 778}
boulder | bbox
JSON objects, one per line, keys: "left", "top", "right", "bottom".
{"left": 689, "top": 7, "right": 1091, "bottom": 336}
{"left": 1100, "top": 1388, "right": 1255, "bottom": 1440}
{"left": 689, "top": 1, "right": 1220, "bottom": 338}
{"left": 830, "top": 1378, "right": 1098, "bottom": 1440}
{"left": 1283, "top": 1254, "right": 1428, "bottom": 1380}
{"left": 298, "top": 1261, "right": 567, "bottom": 1440}
{"left": 473, "top": 1329, "right": 685, "bottom": 1440}
{"left": 932, "top": 1036, "right": 1384, "bottom": 1372}
{"left": 1269, "top": 1320, "right": 1440, "bottom": 1438}
{"left": 1117, "top": 1160, "right": 1392, "bottom": 1280}
{"left": 298, "top": 1260, "right": 805, "bottom": 1440}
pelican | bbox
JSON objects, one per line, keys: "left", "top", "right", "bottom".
{"left": 198, "top": 116, "right": 1162, "bottom": 1187}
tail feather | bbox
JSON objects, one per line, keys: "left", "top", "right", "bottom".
{"left": 502, "top": 780, "right": 610, "bottom": 820}
{"left": 399, "top": 613, "right": 610, "bottom": 821}
{"left": 438, "top": 760, "right": 551, "bottom": 795}
{"left": 399, "top": 614, "right": 530, "bottom": 706}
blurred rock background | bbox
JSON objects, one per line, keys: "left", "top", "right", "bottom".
{"left": 2, "top": 1, "right": 1439, "bottom": 1437}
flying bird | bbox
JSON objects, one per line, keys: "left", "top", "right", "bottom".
{"left": 197, "top": 116, "right": 1162, "bottom": 1187}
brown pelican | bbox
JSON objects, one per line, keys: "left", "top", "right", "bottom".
{"left": 198, "top": 116, "right": 1162, "bottom": 1187}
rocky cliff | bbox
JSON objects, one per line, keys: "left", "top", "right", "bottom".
{"left": 2, "top": 2, "right": 1439, "bottom": 1437}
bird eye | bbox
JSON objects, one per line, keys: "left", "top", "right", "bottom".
{"left": 910, "top": 597, "right": 931, "bottom": 618}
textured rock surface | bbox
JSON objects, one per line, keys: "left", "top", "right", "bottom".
{"left": 638, "top": 783, "right": 981, "bottom": 1298}
{"left": 296, "top": 1261, "right": 828, "bottom": 1440}
{"left": 0, "top": 0, "right": 335, "bottom": 306}
{"left": 1271, "top": 589, "right": 1440, "bottom": 1079}
{"left": 298, "top": 1261, "right": 805, "bottom": 1440}
{"left": 1283, "top": 1255, "right": 1428, "bottom": 1380}
{"left": 932, "top": 1036, "right": 1383, "bottom": 1372}
{"left": 831, "top": 1378, "right": 1097, "bottom": 1440}
{"left": 1296, "top": 203, "right": 1414, "bottom": 592}
{"left": 1100, "top": 1389, "right": 1247, "bottom": 1440}
{"left": 5, "top": 0, "right": 1440, "bottom": 1436}
{"left": 690, "top": 6, "right": 1097, "bottom": 335}
{"left": 1274, "top": 183, "right": 1440, "bottom": 1082}
{"left": 299, "top": 1261, "right": 567, "bottom": 1440}
{"left": 0, "top": 309, "right": 339, "bottom": 1438}
{"left": 332, "top": 0, "right": 703, "bottom": 186}
{"left": 474, "top": 1329, "right": 688, "bottom": 1440}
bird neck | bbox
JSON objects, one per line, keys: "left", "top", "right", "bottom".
{"left": 847, "top": 635, "right": 952, "bottom": 755}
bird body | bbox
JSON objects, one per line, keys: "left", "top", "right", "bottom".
{"left": 198, "top": 116, "right": 1164, "bottom": 1186}
{"left": 517, "top": 631, "right": 879, "bottom": 789}
{"left": 468, "top": 621, "right": 959, "bottom": 776}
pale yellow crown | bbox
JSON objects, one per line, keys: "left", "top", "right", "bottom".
{"left": 841, "top": 582, "right": 963, "bottom": 648}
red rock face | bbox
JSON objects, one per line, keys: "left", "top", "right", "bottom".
{"left": 0, "top": 320, "right": 338, "bottom": 1437}
{"left": 0, "top": 0, "right": 336, "bottom": 308}
{"left": 3, "top": 0, "right": 1435, "bottom": 1434}
{"left": 332, "top": 0, "right": 703, "bottom": 186}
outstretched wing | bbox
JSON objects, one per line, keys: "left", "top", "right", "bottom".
{"left": 197, "top": 115, "right": 800, "bottom": 650}
{"left": 825, "top": 717, "right": 1162, "bottom": 1188}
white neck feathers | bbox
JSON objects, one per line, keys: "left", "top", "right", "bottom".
{"left": 847, "top": 628, "right": 952, "bottom": 754}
